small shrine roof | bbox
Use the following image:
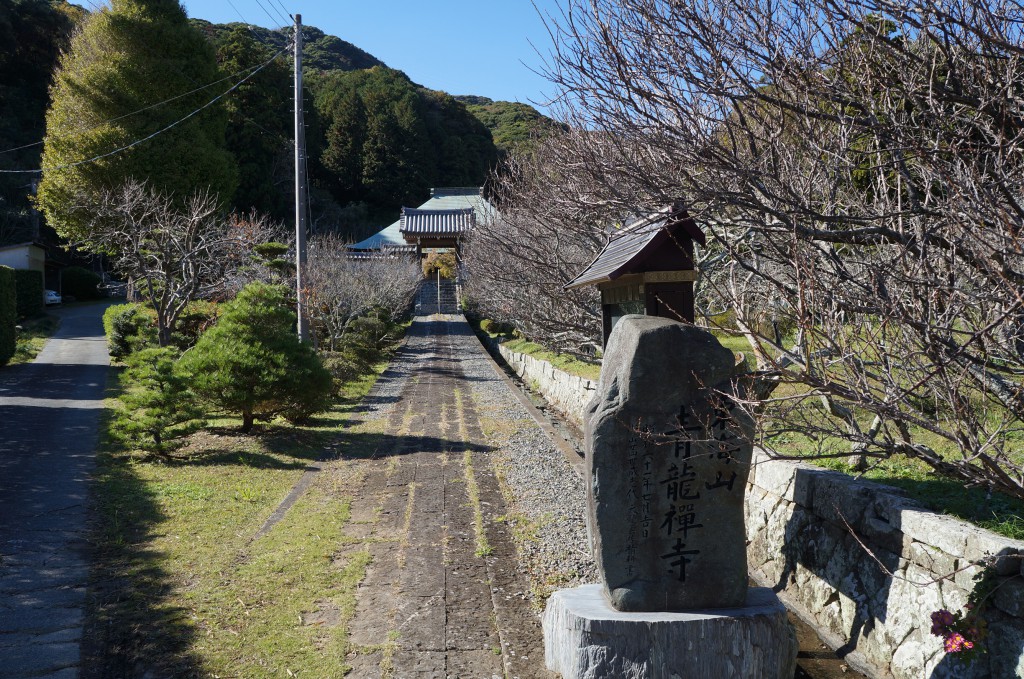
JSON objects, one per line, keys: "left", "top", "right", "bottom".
{"left": 564, "top": 206, "right": 704, "bottom": 290}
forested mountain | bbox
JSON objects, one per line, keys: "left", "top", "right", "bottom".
{"left": 455, "top": 96, "right": 562, "bottom": 157}
{"left": 2, "top": 3, "right": 555, "bottom": 243}
{"left": 191, "top": 20, "right": 386, "bottom": 73}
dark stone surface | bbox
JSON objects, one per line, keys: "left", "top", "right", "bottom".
{"left": 585, "top": 315, "right": 752, "bottom": 611}
{"left": 0, "top": 302, "right": 112, "bottom": 678}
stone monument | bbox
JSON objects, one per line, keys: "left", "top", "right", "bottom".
{"left": 543, "top": 315, "right": 797, "bottom": 678}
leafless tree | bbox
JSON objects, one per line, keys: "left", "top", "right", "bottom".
{"left": 89, "top": 180, "right": 276, "bottom": 346}
{"left": 303, "top": 234, "right": 421, "bottom": 351}
{"left": 473, "top": 0, "right": 1024, "bottom": 497}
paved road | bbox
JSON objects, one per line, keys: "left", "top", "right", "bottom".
{"left": 342, "top": 316, "right": 550, "bottom": 679}
{"left": 0, "top": 303, "right": 111, "bottom": 679}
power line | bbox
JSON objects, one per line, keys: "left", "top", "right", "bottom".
{"left": 224, "top": 0, "right": 277, "bottom": 47}
{"left": 0, "top": 58, "right": 284, "bottom": 158}
{"left": 0, "top": 43, "right": 291, "bottom": 175}
{"left": 252, "top": 0, "right": 287, "bottom": 28}
{"left": 269, "top": 0, "right": 294, "bottom": 22}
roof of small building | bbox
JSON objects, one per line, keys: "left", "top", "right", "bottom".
{"left": 350, "top": 187, "right": 496, "bottom": 250}
{"left": 564, "top": 206, "right": 704, "bottom": 290}
{"left": 0, "top": 241, "right": 44, "bottom": 252}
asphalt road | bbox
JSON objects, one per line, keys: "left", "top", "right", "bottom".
{"left": 0, "top": 302, "right": 111, "bottom": 679}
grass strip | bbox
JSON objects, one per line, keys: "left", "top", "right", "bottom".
{"left": 86, "top": 352, "right": 397, "bottom": 676}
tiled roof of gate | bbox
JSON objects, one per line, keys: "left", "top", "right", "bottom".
{"left": 399, "top": 208, "right": 474, "bottom": 236}
{"left": 350, "top": 187, "right": 496, "bottom": 250}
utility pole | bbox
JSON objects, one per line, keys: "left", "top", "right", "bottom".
{"left": 294, "top": 13, "right": 309, "bottom": 342}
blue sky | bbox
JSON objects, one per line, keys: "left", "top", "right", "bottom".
{"left": 178, "top": 0, "right": 565, "bottom": 110}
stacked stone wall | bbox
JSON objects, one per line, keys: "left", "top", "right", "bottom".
{"left": 480, "top": 340, "right": 1024, "bottom": 678}
{"left": 482, "top": 335, "right": 597, "bottom": 428}
{"left": 746, "top": 450, "right": 1024, "bottom": 678}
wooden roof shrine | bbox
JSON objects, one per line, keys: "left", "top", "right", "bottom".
{"left": 399, "top": 206, "right": 475, "bottom": 256}
{"left": 565, "top": 204, "right": 705, "bottom": 346}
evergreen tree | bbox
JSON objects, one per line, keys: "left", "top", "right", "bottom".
{"left": 313, "top": 67, "right": 497, "bottom": 212}
{"left": 112, "top": 346, "right": 205, "bottom": 454}
{"left": 216, "top": 26, "right": 291, "bottom": 219}
{"left": 35, "top": 0, "right": 237, "bottom": 242}
{"left": 180, "top": 283, "right": 332, "bottom": 432}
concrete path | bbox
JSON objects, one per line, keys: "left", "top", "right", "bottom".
{"left": 341, "top": 316, "right": 551, "bottom": 679}
{"left": 0, "top": 303, "right": 111, "bottom": 679}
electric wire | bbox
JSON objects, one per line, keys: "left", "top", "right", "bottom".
{"left": 224, "top": 0, "right": 275, "bottom": 46}
{"left": 0, "top": 43, "right": 291, "bottom": 175}
{"left": 252, "top": 0, "right": 287, "bottom": 28}
{"left": 0, "top": 58, "right": 284, "bottom": 158}
{"left": 269, "top": 0, "right": 294, "bottom": 22}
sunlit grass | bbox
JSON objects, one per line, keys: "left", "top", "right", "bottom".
{"left": 88, "top": 350, "right": 397, "bottom": 676}
{"left": 10, "top": 313, "right": 60, "bottom": 364}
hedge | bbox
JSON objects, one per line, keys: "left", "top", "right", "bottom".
{"left": 15, "top": 269, "right": 43, "bottom": 319}
{"left": 0, "top": 266, "right": 16, "bottom": 366}
{"left": 62, "top": 266, "right": 102, "bottom": 300}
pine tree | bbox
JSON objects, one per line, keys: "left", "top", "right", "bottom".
{"left": 35, "top": 0, "right": 237, "bottom": 242}
{"left": 180, "top": 283, "right": 333, "bottom": 432}
{"left": 113, "top": 347, "right": 205, "bottom": 454}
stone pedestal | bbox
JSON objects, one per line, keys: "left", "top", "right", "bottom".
{"left": 543, "top": 584, "right": 797, "bottom": 679}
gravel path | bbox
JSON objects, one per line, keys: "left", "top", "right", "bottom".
{"left": 357, "top": 314, "right": 597, "bottom": 606}
{"left": 338, "top": 315, "right": 566, "bottom": 678}
{"left": 452, "top": 321, "right": 599, "bottom": 600}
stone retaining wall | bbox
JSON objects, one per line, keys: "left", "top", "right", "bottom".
{"left": 482, "top": 335, "right": 597, "bottom": 428}
{"left": 746, "top": 450, "right": 1024, "bottom": 678}
{"left": 482, "top": 341, "right": 1024, "bottom": 678}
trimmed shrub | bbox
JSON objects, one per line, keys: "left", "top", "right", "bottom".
{"left": 112, "top": 346, "right": 205, "bottom": 454}
{"left": 171, "top": 300, "right": 220, "bottom": 351}
{"left": 180, "top": 283, "right": 333, "bottom": 431}
{"left": 0, "top": 266, "right": 15, "bottom": 366}
{"left": 61, "top": 266, "right": 102, "bottom": 300}
{"left": 102, "top": 303, "right": 157, "bottom": 359}
{"left": 14, "top": 270, "right": 44, "bottom": 319}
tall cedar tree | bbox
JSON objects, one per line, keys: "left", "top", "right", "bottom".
{"left": 36, "top": 0, "right": 236, "bottom": 242}
{"left": 180, "top": 283, "right": 332, "bottom": 432}
{"left": 215, "top": 27, "right": 292, "bottom": 220}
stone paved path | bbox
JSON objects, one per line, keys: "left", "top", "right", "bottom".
{"left": 0, "top": 303, "right": 111, "bottom": 679}
{"left": 340, "top": 316, "right": 551, "bottom": 679}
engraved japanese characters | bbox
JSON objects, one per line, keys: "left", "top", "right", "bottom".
{"left": 585, "top": 315, "right": 752, "bottom": 611}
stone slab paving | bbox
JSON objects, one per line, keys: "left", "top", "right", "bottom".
{"left": 0, "top": 303, "right": 111, "bottom": 679}
{"left": 341, "top": 315, "right": 551, "bottom": 679}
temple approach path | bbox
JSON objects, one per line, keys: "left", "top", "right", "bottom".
{"left": 337, "top": 314, "right": 552, "bottom": 678}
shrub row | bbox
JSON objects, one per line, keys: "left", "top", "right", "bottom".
{"left": 14, "top": 270, "right": 43, "bottom": 319}
{"left": 62, "top": 266, "right": 102, "bottom": 300}
{"left": 0, "top": 266, "right": 15, "bottom": 366}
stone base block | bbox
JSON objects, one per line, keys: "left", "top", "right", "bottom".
{"left": 543, "top": 584, "right": 797, "bottom": 679}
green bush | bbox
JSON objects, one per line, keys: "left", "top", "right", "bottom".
{"left": 319, "top": 312, "right": 405, "bottom": 394}
{"left": 112, "top": 346, "right": 205, "bottom": 454}
{"left": 61, "top": 266, "right": 102, "bottom": 300}
{"left": 180, "top": 283, "right": 333, "bottom": 431}
{"left": 102, "top": 303, "right": 157, "bottom": 359}
{"left": 171, "top": 300, "right": 220, "bottom": 351}
{"left": 14, "top": 270, "right": 44, "bottom": 319}
{"left": 479, "top": 318, "right": 515, "bottom": 337}
{"left": 0, "top": 266, "right": 15, "bottom": 366}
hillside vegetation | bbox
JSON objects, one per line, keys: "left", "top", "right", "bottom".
{"left": 1, "top": 3, "right": 557, "bottom": 244}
